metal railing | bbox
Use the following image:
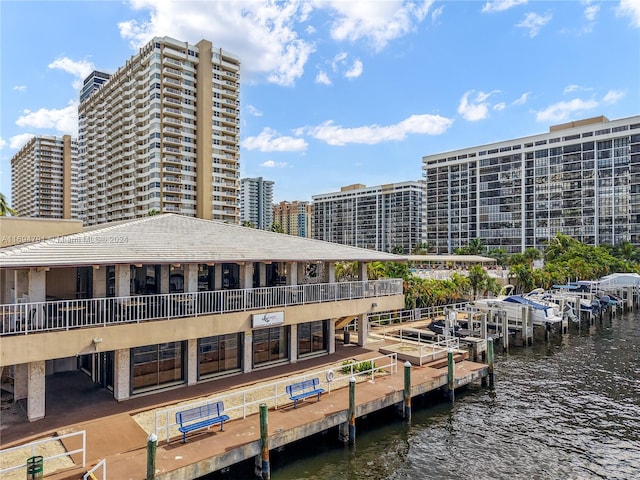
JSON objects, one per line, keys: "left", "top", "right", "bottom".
{"left": 154, "top": 353, "right": 398, "bottom": 444}
{"left": 0, "top": 279, "right": 403, "bottom": 336}
{"left": 83, "top": 458, "right": 106, "bottom": 480}
{"left": 0, "top": 430, "right": 86, "bottom": 475}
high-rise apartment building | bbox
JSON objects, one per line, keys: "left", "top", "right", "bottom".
{"left": 422, "top": 115, "right": 640, "bottom": 254}
{"left": 78, "top": 36, "right": 240, "bottom": 226}
{"left": 273, "top": 200, "right": 313, "bottom": 237}
{"left": 312, "top": 182, "right": 423, "bottom": 253}
{"left": 10, "top": 135, "right": 78, "bottom": 219}
{"left": 240, "top": 177, "right": 274, "bottom": 230}
{"left": 79, "top": 70, "right": 111, "bottom": 103}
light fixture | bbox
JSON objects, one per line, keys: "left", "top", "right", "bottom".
{"left": 371, "top": 302, "right": 378, "bottom": 308}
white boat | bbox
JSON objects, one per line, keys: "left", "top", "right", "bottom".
{"left": 472, "top": 294, "right": 564, "bottom": 327}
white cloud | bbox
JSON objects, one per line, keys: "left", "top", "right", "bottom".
{"left": 247, "top": 105, "right": 263, "bottom": 117}
{"left": 300, "top": 113, "right": 453, "bottom": 146}
{"left": 0, "top": 137, "right": 6, "bottom": 150}
{"left": 119, "top": 1, "right": 316, "bottom": 86}
{"left": 516, "top": 11, "right": 552, "bottom": 37}
{"left": 584, "top": 4, "right": 600, "bottom": 22}
{"left": 323, "top": 0, "right": 434, "bottom": 52}
{"left": 535, "top": 98, "right": 599, "bottom": 123}
{"left": 243, "top": 127, "right": 308, "bottom": 152}
{"left": 431, "top": 5, "right": 444, "bottom": 23}
{"left": 617, "top": 0, "right": 640, "bottom": 27}
{"left": 13, "top": 85, "right": 26, "bottom": 92}
{"left": 344, "top": 59, "right": 363, "bottom": 78}
{"left": 512, "top": 92, "right": 530, "bottom": 105}
{"left": 331, "top": 52, "right": 348, "bottom": 72}
{"left": 9, "top": 133, "right": 35, "bottom": 150}
{"left": 602, "top": 89, "right": 625, "bottom": 104}
{"left": 493, "top": 102, "right": 506, "bottom": 111}
{"left": 564, "top": 84, "right": 580, "bottom": 94}
{"left": 481, "top": 0, "right": 527, "bottom": 13}
{"left": 15, "top": 100, "right": 79, "bottom": 135}
{"left": 315, "top": 71, "right": 332, "bottom": 85}
{"left": 261, "top": 160, "right": 288, "bottom": 168}
{"left": 48, "top": 57, "right": 94, "bottom": 90}
{"left": 457, "top": 90, "right": 500, "bottom": 121}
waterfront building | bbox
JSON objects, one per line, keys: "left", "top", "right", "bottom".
{"left": 79, "top": 70, "right": 110, "bottom": 103}
{"left": 10, "top": 135, "right": 78, "bottom": 219}
{"left": 312, "top": 182, "right": 424, "bottom": 253}
{"left": 273, "top": 200, "right": 313, "bottom": 237}
{"left": 240, "top": 177, "right": 274, "bottom": 229}
{"left": 422, "top": 115, "right": 640, "bottom": 254}
{"left": 78, "top": 36, "right": 240, "bottom": 226}
{"left": 0, "top": 214, "right": 404, "bottom": 421}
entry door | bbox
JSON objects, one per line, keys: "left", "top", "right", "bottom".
{"left": 99, "top": 351, "right": 115, "bottom": 391}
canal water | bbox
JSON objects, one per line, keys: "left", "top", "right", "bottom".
{"left": 259, "top": 311, "right": 640, "bottom": 480}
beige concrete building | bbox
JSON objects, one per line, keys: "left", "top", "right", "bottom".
{"left": 273, "top": 200, "right": 313, "bottom": 237}
{"left": 78, "top": 36, "right": 240, "bottom": 226}
{"left": 0, "top": 214, "right": 405, "bottom": 421}
{"left": 10, "top": 135, "right": 77, "bottom": 219}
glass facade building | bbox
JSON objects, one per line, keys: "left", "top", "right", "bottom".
{"left": 422, "top": 115, "right": 640, "bottom": 253}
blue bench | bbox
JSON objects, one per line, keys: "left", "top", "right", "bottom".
{"left": 286, "top": 378, "right": 325, "bottom": 408}
{"left": 175, "top": 401, "right": 230, "bottom": 443}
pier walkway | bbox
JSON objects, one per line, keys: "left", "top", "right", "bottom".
{"left": 1, "top": 341, "right": 488, "bottom": 479}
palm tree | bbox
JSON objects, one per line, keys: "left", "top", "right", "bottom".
{"left": 467, "top": 238, "right": 485, "bottom": 255}
{"left": 523, "top": 247, "right": 542, "bottom": 267}
{"left": 467, "top": 264, "right": 489, "bottom": 299}
{"left": 241, "top": 221, "right": 255, "bottom": 228}
{"left": 270, "top": 222, "right": 284, "bottom": 233}
{"left": 0, "top": 192, "right": 17, "bottom": 216}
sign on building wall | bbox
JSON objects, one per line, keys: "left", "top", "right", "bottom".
{"left": 252, "top": 311, "right": 284, "bottom": 328}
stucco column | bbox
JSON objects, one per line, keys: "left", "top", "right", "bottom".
{"left": 160, "top": 265, "right": 170, "bottom": 294}
{"left": 14, "top": 363, "right": 28, "bottom": 401}
{"left": 187, "top": 338, "right": 198, "bottom": 385}
{"left": 327, "top": 262, "right": 336, "bottom": 283}
{"left": 184, "top": 264, "right": 198, "bottom": 293}
{"left": 1, "top": 270, "right": 15, "bottom": 304}
{"left": 286, "top": 262, "right": 298, "bottom": 286}
{"left": 27, "top": 360, "right": 46, "bottom": 421}
{"left": 328, "top": 320, "right": 336, "bottom": 354}
{"left": 357, "top": 313, "right": 368, "bottom": 347}
{"left": 113, "top": 348, "right": 130, "bottom": 401}
{"left": 214, "top": 264, "right": 222, "bottom": 290}
{"left": 290, "top": 323, "right": 298, "bottom": 364}
{"left": 92, "top": 267, "right": 106, "bottom": 297}
{"left": 239, "top": 263, "right": 253, "bottom": 290}
{"left": 14, "top": 269, "right": 29, "bottom": 302}
{"left": 297, "top": 262, "right": 306, "bottom": 283}
{"left": 114, "top": 265, "right": 131, "bottom": 297}
{"left": 358, "top": 262, "right": 368, "bottom": 282}
{"left": 243, "top": 332, "right": 253, "bottom": 373}
{"left": 28, "top": 269, "right": 47, "bottom": 327}
{"left": 259, "top": 263, "right": 267, "bottom": 287}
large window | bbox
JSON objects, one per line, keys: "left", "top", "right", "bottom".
{"left": 198, "top": 333, "right": 242, "bottom": 378}
{"left": 131, "top": 342, "right": 185, "bottom": 392}
{"left": 298, "top": 320, "right": 328, "bottom": 356}
{"left": 253, "top": 327, "right": 288, "bottom": 366}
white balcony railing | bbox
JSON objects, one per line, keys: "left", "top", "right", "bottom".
{"left": 0, "top": 279, "right": 403, "bottom": 336}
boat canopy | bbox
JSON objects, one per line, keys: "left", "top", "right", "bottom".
{"left": 503, "top": 295, "right": 550, "bottom": 310}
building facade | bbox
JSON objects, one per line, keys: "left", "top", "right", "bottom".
{"left": 240, "top": 177, "right": 274, "bottom": 230}
{"left": 78, "top": 36, "right": 240, "bottom": 226}
{"left": 0, "top": 214, "right": 404, "bottom": 421}
{"left": 312, "top": 182, "right": 423, "bottom": 253}
{"left": 79, "top": 70, "right": 111, "bottom": 103}
{"left": 273, "top": 200, "right": 313, "bottom": 237}
{"left": 10, "top": 135, "right": 78, "bottom": 219}
{"left": 422, "top": 115, "right": 640, "bottom": 254}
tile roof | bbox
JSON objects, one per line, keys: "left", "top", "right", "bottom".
{"left": 0, "top": 214, "right": 405, "bottom": 268}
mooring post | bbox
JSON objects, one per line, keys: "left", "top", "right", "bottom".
{"left": 403, "top": 360, "right": 411, "bottom": 421}
{"left": 447, "top": 348, "right": 455, "bottom": 403}
{"left": 348, "top": 377, "right": 356, "bottom": 445}
{"left": 146, "top": 433, "right": 157, "bottom": 480}
{"left": 501, "top": 311, "right": 509, "bottom": 352}
{"left": 487, "top": 337, "right": 494, "bottom": 388}
{"left": 259, "top": 403, "right": 270, "bottom": 480}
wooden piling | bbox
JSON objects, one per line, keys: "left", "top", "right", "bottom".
{"left": 403, "top": 361, "right": 411, "bottom": 421}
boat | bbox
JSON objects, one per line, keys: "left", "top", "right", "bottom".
{"left": 472, "top": 294, "right": 564, "bottom": 327}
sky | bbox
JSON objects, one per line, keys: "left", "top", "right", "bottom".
{"left": 1, "top": 0, "right": 639, "bottom": 205}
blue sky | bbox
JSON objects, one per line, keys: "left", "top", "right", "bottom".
{"left": 1, "top": 0, "right": 639, "bottom": 205}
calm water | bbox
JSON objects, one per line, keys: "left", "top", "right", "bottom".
{"left": 260, "top": 311, "right": 640, "bottom": 480}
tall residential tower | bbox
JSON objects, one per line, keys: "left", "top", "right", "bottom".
{"left": 240, "top": 177, "right": 274, "bottom": 230}
{"left": 10, "top": 135, "right": 78, "bottom": 219}
{"left": 312, "top": 182, "right": 423, "bottom": 253}
{"left": 78, "top": 36, "right": 240, "bottom": 225}
{"left": 422, "top": 115, "right": 640, "bottom": 253}
{"left": 273, "top": 200, "right": 313, "bottom": 237}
